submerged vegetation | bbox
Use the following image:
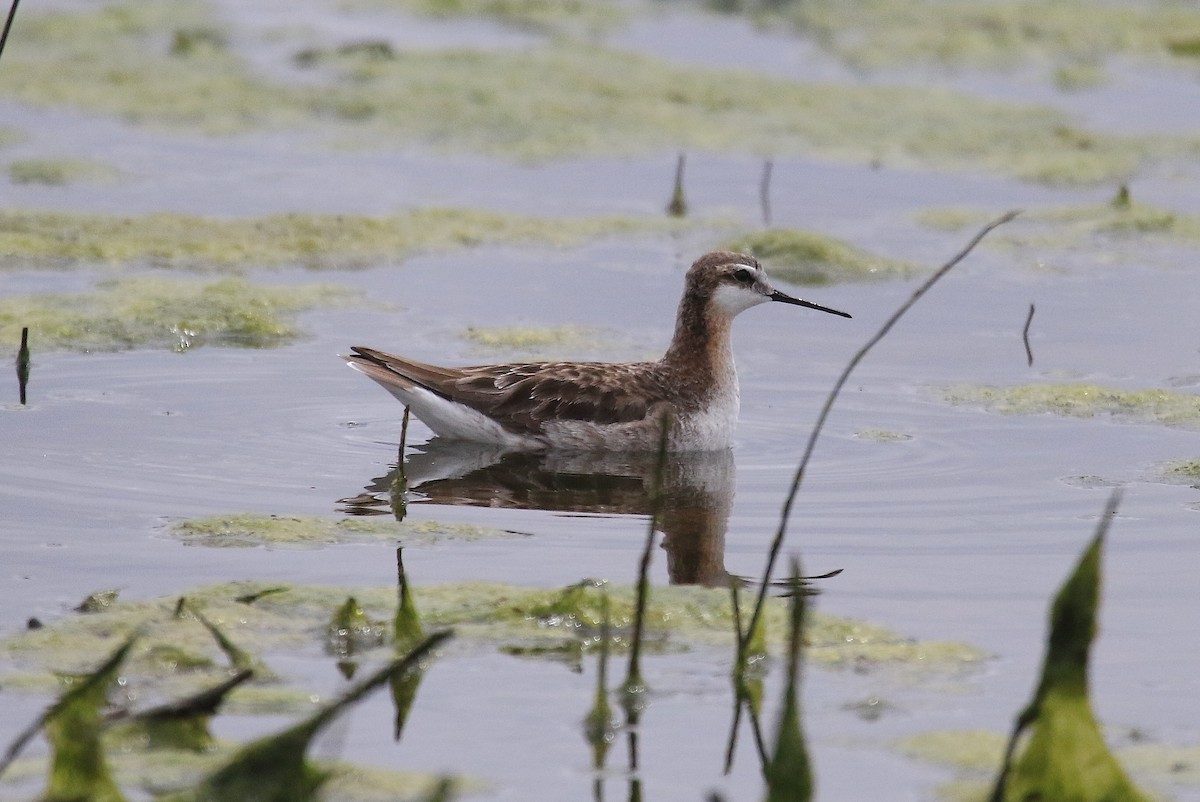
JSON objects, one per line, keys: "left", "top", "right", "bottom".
{"left": 0, "top": 277, "right": 352, "bottom": 353}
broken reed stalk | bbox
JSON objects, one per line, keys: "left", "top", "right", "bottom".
{"left": 17, "top": 326, "right": 30, "bottom": 405}
{"left": 624, "top": 415, "right": 672, "bottom": 699}
{"left": 1022, "top": 303, "right": 1036, "bottom": 367}
{"left": 0, "top": 0, "right": 21, "bottom": 62}
{"left": 666, "top": 152, "right": 688, "bottom": 218}
{"left": 740, "top": 211, "right": 1020, "bottom": 653}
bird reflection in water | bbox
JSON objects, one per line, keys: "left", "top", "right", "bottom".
{"left": 339, "top": 441, "right": 731, "bottom": 586}
{"left": 340, "top": 441, "right": 839, "bottom": 591}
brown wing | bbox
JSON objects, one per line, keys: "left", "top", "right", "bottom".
{"left": 348, "top": 347, "right": 673, "bottom": 435}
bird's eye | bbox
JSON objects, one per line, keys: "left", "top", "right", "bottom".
{"left": 732, "top": 268, "right": 754, "bottom": 284}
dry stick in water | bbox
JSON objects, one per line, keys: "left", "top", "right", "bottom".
{"left": 17, "top": 326, "right": 29, "bottom": 405}
{"left": 1023, "top": 303, "right": 1036, "bottom": 367}
{"left": 0, "top": 0, "right": 21, "bottom": 62}
{"left": 666, "top": 153, "right": 688, "bottom": 218}
{"left": 740, "top": 210, "right": 1020, "bottom": 652}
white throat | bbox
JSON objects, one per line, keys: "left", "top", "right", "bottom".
{"left": 711, "top": 283, "right": 769, "bottom": 317}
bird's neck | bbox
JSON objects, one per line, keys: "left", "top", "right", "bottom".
{"left": 661, "top": 293, "right": 737, "bottom": 398}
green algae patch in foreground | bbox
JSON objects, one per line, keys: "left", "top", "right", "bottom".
{"left": 0, "top": 634, "right": 453, "bottom": 802}
{"left": 0, "top": 578, "right": 981, "bottom": 796}
{"left": 0, "top": 580, "right": 984, "bottom": 708}
{"left": 2, "top": 1, "right": 1192, "bottom": 184}
{"left": 0, "top": 735, "right": 449, "bottom": 802}
{"left": 895, "top": 729, "right": 1199, "bottom": 801}
{"left": 724, "top": 228, "right": 916, "bottom": 285}
{"left": 169, "top": 514, "right": 514, "bottom": 549}
{"left": 0, "top": 277, "right": 353, "bottom": 354}
{"left": 942, "top": 384, "right": 1200, "bottom": 430}
{"left": 0, "top": 208, "right": 660, "bottom": 270}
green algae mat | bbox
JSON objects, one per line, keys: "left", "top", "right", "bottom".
{"left": 5, "top": 0, "right": 1197, "bottom": 183}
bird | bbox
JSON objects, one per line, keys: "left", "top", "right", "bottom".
{"left": 345, "top": 251, "right": 850, "bottom": 452}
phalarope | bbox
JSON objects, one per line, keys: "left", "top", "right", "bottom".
{"left": 345, "top": 251, "right": 850, "bottom": 451}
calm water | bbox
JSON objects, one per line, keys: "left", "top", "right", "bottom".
{"left": 3, "top": 4, "right": 1200, "bottom": 801}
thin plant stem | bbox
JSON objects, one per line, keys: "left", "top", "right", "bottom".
{"left": 740, "top": 211, "right": 1020, "bottom": 652}
{"left": 0, "top": 0, "right": 21, "bottom": 62}
{"left": 624, "top": 415, "right": 672, "bottom": 697}
{"left": 390, "top": 405, "right": 412, "bottom": 521}
{"left": 398, "top": 405, "right": 411, "bottom": 462}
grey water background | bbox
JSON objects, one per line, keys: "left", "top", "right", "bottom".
{"left": 3, "top": 3, "right": 1200, "bottom": 800}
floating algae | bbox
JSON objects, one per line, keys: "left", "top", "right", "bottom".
{"left": 0, "top": 277, "right": 353, "bottom": 354}
{"left": 738, "top": 0, "right": 1200, "bottom": 72}
{"left": 459, "top": 324, "right": 634, "bottom": 358}
{"left": 1, "top": 0, "right": 1191, "bottom": 182}
{"left": 0, "top": 579, "right": 983, "bottom": 705}
{"left": 169, "top": 514, "right": 513, "bottom": 549}
{"left": 1154, "top": 458, "right": 1200, "bottom": 488}
{"left": 855, "top": 428, "right": 914, "bottom": 442}
{"left": 461, "top": 325, "right": 595, "bottom": 351}
{"left": 942, "top": 383, "right": 1200, "bottom": 430}
{"left": 8, "top": 157, "right": 120, "bottom": 186}
{"left": 918, "top": 199, "right": 1200, "bottom": 254}
{"left": 0, "top": 208, "right": 660, "bottom": 270}
{"left": 724, "top": 228, "right": 915, "bottom": 285}
{"left": 354, "top": 0, "right": 626, "bottom": 35}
